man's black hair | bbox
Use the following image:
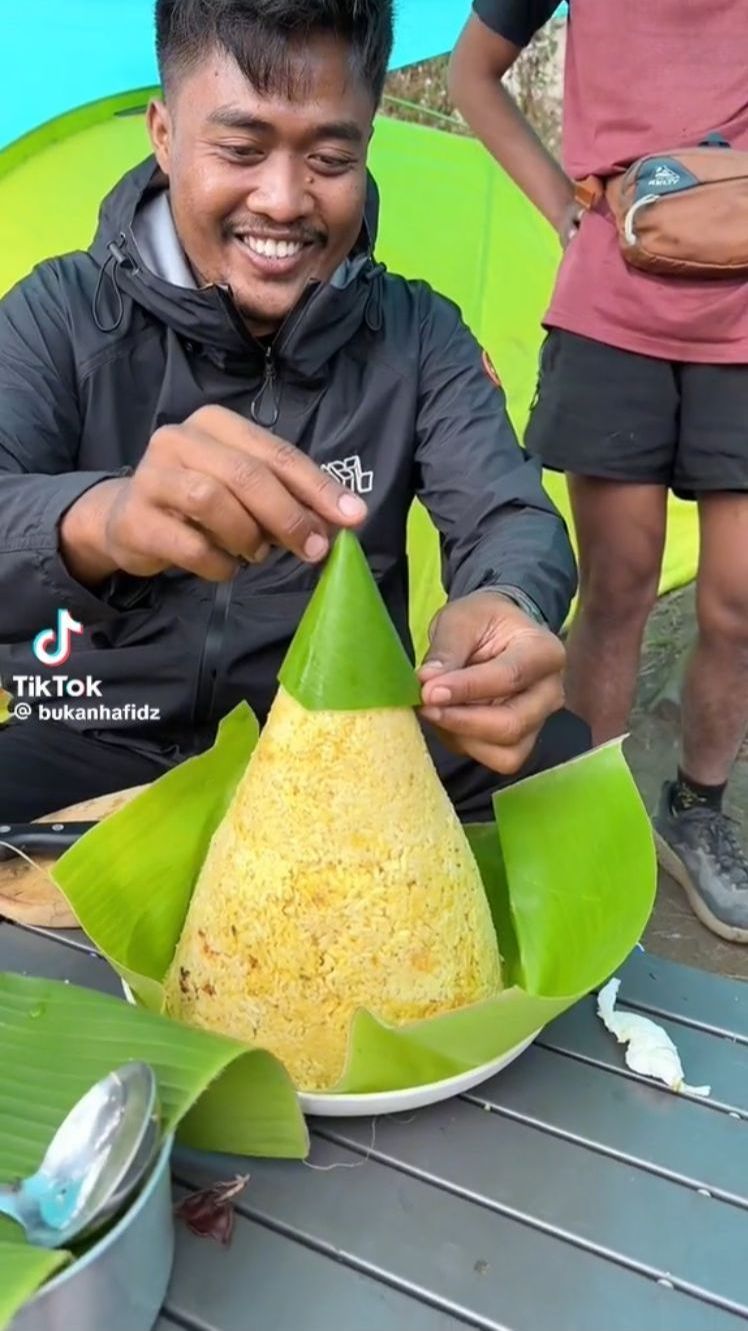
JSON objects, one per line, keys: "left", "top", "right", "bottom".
{"left": 155, "top": 0, "right": 394, "bottom": 105}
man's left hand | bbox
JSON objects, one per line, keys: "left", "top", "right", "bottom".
{"left": 418, "top": 592, "right": 566, "bottom": 775}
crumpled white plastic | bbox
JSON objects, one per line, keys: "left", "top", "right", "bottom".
{"left": 597, "top": 977, "right": 711, "bottom": 1097}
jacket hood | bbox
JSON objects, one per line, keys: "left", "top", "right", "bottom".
{"left": 89, "top": 156, "right": 383, "bottom": 378}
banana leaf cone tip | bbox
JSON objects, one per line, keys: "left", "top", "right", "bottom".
{"left": 278, "top": 527, "right": 422, "bottom": 710}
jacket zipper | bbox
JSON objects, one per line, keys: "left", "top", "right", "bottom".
{"left": 191, "top": 578, "right": 234, "bottom": 729}
{"left": 250, "top": 346, "right": 280, "bottom": 427}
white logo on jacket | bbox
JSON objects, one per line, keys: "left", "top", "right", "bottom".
{"left": 321, "top": 455, "right": 374, "bottom": 495}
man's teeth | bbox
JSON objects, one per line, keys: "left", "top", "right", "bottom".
{"left": 243, "top": 236, "right": 304, "bottom": 259}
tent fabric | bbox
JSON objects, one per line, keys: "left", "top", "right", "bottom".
{"left": 0, "top": 101, "right": 697, "bottom": 659}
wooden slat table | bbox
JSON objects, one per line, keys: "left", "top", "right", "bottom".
{"left": 2, "top": 921, "right": 747, "bottom": 1331}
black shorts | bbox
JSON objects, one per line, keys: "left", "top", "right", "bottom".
{"left": 525, "top": 329, "right": 748, "bottom": 499}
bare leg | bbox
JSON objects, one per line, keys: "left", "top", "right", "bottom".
{"left": 681, "top": 494, "right": 748, "bottom": 784}
{"left": 654, "top": 493, "right": 748, "bottom": 942}
{"left": 564, "top": 478, "right": 668, "bottom": 743}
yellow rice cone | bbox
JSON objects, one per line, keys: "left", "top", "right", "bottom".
{"left": 164, "top": 687, "right": 502, "bottom": 1091}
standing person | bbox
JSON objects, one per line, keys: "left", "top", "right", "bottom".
{"left": 449, "top": 0, "right": 748, "bottom": 942}
{"left": 0, "top": 0, "right": 582, "bottom": 825}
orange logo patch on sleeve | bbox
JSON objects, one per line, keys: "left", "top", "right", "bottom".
{"left": 481, "top": 349, "right": 502, "bottom": 388}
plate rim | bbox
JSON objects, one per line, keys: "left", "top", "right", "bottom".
{"left": 297, "top": 1030, "right": 539, "bottom": 1112}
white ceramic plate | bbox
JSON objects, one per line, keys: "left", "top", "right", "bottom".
{"left": 120, "top": 980, "right": 536, "bottom": 1117}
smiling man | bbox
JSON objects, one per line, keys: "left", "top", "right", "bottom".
{"left": 0, "top": 0, "right": 583, "bottom": 822}
{"left": 152, "top": 24, "right": 374, "bottom": 337}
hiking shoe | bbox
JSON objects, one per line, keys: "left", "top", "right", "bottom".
{"left": 653, "top": 783, "right": 748, "bottom": 943}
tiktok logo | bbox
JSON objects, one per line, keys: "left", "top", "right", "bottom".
{"left": 32, "top": 610, "right": 84, "bottom": 667}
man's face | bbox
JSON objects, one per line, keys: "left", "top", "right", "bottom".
{"left": 148, "top": 36, "right": 373, "bottom": 336}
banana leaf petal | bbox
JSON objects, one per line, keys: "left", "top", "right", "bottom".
{"left": 278, "top": 529, "right": 422, "bottom": 709}
{"left": 51, "top": 703, "right": 656, "bottom": 1110}
{"left": 0, "top": 1244, "right": 67, "bottom": 1331}
{"left": 0, "top": 971, "right": 308, "bottom": 1331}
{"left": 53, "top": 704, "right": 259, "bottom": 1011}
{"left": 0, "top": 972, "right": 308, "bottom": 1169}
{"left": 496, "top": 742, "right": 655, "bottom": 997}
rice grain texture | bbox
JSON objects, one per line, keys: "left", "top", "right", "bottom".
{"left": 164, "top": 687, "right": 502, "bottom": 1090}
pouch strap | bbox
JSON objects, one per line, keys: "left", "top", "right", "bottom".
{"left": 574, "top": 175, "right": 606, "bottom": 210}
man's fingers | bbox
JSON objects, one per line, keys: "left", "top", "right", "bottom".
{"left": 421, "top": 658, "right": 502, "bottom": 707}
{"left": 421, "top": 637, "right": 564, "bottom": 707}
{"left": 270, "top": 433, "right": 368, "bottom": 524}
{"left": 139, "top": 464, "right": 267, "bottom": 562}
{"left": 150, "top": 425, "right": 332, "bottom": 563}
{"left": 421, "top": 676, "right": 564, "bottom": 746}
{"left": 187, "top": 405, "right": 368, "bottom": 527}
{"left": 222, "top": 450, "right": 332, "bottom": 562}
{"left": 110, "top": 506, "right": 238, "bottom": 581}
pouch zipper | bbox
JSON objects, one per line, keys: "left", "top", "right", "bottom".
{"left": 623, "top": 193, "right": 659, "bottom": 246}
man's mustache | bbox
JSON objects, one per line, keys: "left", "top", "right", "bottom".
{"left": 227, "top": 218, "right": 326, "bottom": 245}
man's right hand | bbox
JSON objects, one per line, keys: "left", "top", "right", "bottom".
{"left": 60, "top": 405, "right": 368, "bottom": 587}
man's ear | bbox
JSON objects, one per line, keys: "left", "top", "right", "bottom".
{"left": 147, "top": 98, "right": 172, "bottom": 174}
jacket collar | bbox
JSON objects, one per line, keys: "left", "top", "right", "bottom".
{"left": 89, "top": 157, "right": 384, "bottom": 378}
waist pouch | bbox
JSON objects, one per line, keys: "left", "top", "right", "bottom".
{"left": 575, "top": 135, "right": 748, "bottom": 279}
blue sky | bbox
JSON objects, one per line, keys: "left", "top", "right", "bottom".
{"left": 2, "top": 0, "right": 569, "bottom": 151}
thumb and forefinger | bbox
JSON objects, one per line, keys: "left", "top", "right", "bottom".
{"left": 418, "top": 604, "right": 477, "bottom": 706}
{"left": 420, "top": 648, "right": 530, "bottom": 711}
{"left": 418, "top": 603, "right": 556, "bottom": 710}
{"left": 179, "top": 405, "right": 369, "bottom": 562}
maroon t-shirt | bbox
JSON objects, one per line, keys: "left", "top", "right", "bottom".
{"left": 474, "top": 0, "right": 748, "bottom": 362}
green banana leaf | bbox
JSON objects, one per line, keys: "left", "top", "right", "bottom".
{"left": 49, "top": 530, "right": 656, "bottom": 1114}
{"left": 0, "top": 1244, "right": 66, "bottom": 1331}
{"left": 0, "top": 971, "right": 308, "bottom": 1331}
{"left": 279, "top": 528, "right": 422, "bottom": 709}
